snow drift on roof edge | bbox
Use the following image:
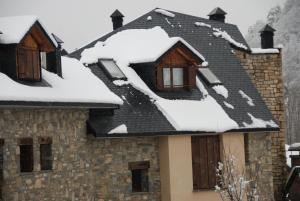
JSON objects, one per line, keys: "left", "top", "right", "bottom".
{"left": 0, "top": 56, "right": 123, "bottom": 105}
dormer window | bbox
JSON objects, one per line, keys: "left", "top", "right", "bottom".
{"left": 163, "top": 67, "right": 184, "bottom": 88}
{"left": 98, "top": 59, "right": 126, "bottom": 80}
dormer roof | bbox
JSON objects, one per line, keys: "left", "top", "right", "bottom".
{"left": 207, "top": 7, "right": 227, "bottom": 16}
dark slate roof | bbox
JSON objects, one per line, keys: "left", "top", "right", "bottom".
{"left": 110, "top": 9, "right": 124, "bottom": 18}
{"left": 70, "top": 8, "right": 279, "bottom": 137}
{"left": 51, "top": 33, "right": 64, "bottom": 44}
{"left": 208, "top": 7, "right": 227, "bottom": 16}
{"left": 260, "top": 24, "right": 276, "bottom": 32}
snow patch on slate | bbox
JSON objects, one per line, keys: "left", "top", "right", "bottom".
{"left": 213, "top": 29, "right": 248, "bottom": 50}
{"left": 194, "top": 22, "right": 211, "bottom": 28}
{"left": 0, "top": 57, "right": 123, "bottom": 105}
{"left": 242, "top": 113, "right": 278, "bottom": 128}
{"left": 239, "top": 90, "right": 255, "bottom": 106}
{"left": 224, "top": 101, "right": 234, "bottom": 109}
{"left": 108, "top": 124, "right": 128, "bottom": 134}
{"left": 147, "top": 16, "right": 152, "bottom": 21}
{"left": 155, "top": 9, "right": 175, "bottom": 18}
{"left": 213, "top": 85, "right": 228, "bottom": 98}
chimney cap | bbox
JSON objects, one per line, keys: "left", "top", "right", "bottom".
{"left": 260, "top": 24, "right": 276, "bottom": 33}
{"left": 51, "top": 33, "right": 64, "bottom": 44}
{"left": 208, "top": 7, "right": 227, "bottom": 16}
{"left": 110, "top": 9, "right": 124, "bottom": 18}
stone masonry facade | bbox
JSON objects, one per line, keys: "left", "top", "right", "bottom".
{"left": 0, "top": 108, "right": 161, "bottom": 201}
{"left": 235, "top": 50, "right": 286, "bottom": 201}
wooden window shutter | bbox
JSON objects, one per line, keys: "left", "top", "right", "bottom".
{"left": 156, "top": 66, "right": 163, "bottom": 90}
{"left": 187, "top": 66, "right": 196, "bottom": 90}
{"left": 192, "top": 136, "right": 220, "bottom": 190}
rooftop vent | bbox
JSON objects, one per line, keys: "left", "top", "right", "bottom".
{"left": 208, "top": 7, "right": 227, "bottom": 23}
{"left": 260, "top": 24, "right": 276, "bottom": 49}
{"left": 110, "top": 9, "right": 124, "bottom": 31}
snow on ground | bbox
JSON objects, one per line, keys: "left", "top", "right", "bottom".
{"left": 108, "top": 124, "right": 128, "bottom": 134}
{"left": 80, "top": 27, "right": 240, "bottom": 133}
{"left": 0, "top": 15, "right": 57, "bottom": 46}
{"left": 239, "top": 90, "right": 255, "bottom": 106}
{"left": 212, "top": 85, "right": 228, "bottom": 98}
{"left": 154, "top": 9, "right": 175, "bottom": 18}
{"left": 194, "top": 22, "right": 211, "bottom": 28}
{"left": 251, "top": 48, "right": 280, "bottom": 54}
{"left": 224, "top": 101, "right": 234, "bottom": 109}
{"left": 0, "top": 56, "right": 123, "bottom": 105}
{"left": 242, "top": 113, "right": 278, "bottom": 128}
{"left": 286, "top": 144, "right": 299, "bottom": 167}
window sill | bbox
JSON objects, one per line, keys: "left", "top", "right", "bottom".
{"left": 131, "top": 192, "right": 150, "bottom": 195}
{"left": 20, "top": 170, "right": 53, "bottom": 175}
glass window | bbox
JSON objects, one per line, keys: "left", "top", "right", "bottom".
{"left": 173, "top": 68, "right": 184, "bottom": 87}
{"left": 163, "top": 68, "right": 171, "bottom": 87}
{"left": 99, "top": 59, "right": 126, "bottom": 79}
{"left": 198, "top": 68, "right": 221, "bottom": 85}
{"left": 40, "top": 143, "right": 52, "bottom": 171}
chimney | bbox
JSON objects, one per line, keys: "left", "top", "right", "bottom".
{"left": 260, "top": 24, "right": 276, "bottom": 49}
{"left": 110, "top": 9, "right": 124, "bottom": 30}
{"left": 208, "top": 7, "right": 227, "bottom": 23}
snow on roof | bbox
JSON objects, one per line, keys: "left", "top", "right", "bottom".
{"left": 286, "top": 144, "right": 299, "bottom": 167}
{"left": 194, "top": 22, "right": 211, "bottom": 28}
{"left": 251, "top": 48, "right": 280, "bottom": 54}
{"left": 80, "top": 26, "right": 205, "bottom": 65}
{"left": 108, "top": 124, "right": 128, "bottom": 134}
{"left": 242, "top": 113, "right": 277, "bottom": 128}
{"left": 212, "top": 85, "right": 228, "bottom": 98}
{"left": 239, "top": 90, "right": 255, "bottom": 106}
{"left": 0, "top": 15, "right": 57, "bottom": 46}
{"left": 213, "top": 28, "right": 248, "bottom": 50}
{"left": 154, "top": 9, "right": 175, "bottom": 18}
{"left": 0, "top": 56, "right": 123, "bottom": 105}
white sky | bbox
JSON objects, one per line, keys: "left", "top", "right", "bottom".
{"left": 0, "top": 0, "right": 286, "bottom": 52}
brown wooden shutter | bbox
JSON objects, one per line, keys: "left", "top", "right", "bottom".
{"left": 156, "top": 66, "right": 163, "bottom": 90}
{"left": 17, "top": 48, "right": 40, "bottom": 81}
{"left": 187, "top": 66, "right": 196, "bottom": 90}
{"left": 192, "top": 136, "right": 220, "bottom": 190}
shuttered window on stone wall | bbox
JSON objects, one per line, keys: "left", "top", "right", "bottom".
{"left": 39, "top": 137, "right": 52, "bottom": 171}
{"left": 128, "top": 161, "right": 150, "bottom": 192}
{"left": 191, "top": 135, "right": 220, "bottom": 190}
{"left": 19, "top": 138, "right": 34, "bottom": 173}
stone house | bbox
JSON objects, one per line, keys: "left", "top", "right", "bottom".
{"left": 0, "top": 7, "right": 285, "bottom": 201}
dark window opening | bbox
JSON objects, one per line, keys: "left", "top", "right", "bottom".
{"left": 40, "top": 143, "right": 52, "bottom": 171}
{"left": 129, "top": 161, "right": 150, "bottom": 192}
{"left": 192, "top": 135, "right": 220, "bottom": 190}
{"left": 19, "top": 139, "right": 33, "bottom": 173}
{"left": 163, "top": 67, "right": 184, "bottom": 89}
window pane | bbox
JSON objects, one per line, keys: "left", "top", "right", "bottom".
{"left": 173, "top": 68, "right": 184, "bottom": 87}
{"left": 100, "top": 60, "right": 126, "bottom": 79}
{"left": 163, "top": 68, "right": 171, "bottom": 87}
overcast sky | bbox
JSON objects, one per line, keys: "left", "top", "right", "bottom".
{"left": 0, "top": 0, "right": 286, "bottom": 52}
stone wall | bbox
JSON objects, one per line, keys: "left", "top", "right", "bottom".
{"left": 235, "top": 50, "right": 286, "bottom": 200}
{"left": 0, "top": 108, "right": 161, "bottom": 201}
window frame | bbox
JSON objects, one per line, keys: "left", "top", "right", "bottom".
{"left": 162, "top": 66, "right": 185, "bottom": 90}
{"left": 128, "top": 161, "right": 150, "bottom": 193}
{"left": 191, "top": 135, "right": 220, "bottom": 190}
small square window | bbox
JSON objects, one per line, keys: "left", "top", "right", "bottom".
{"left": 162, "top": 67, "right": 184, "bottom": 89}
{"left": 98, "top": 59, "right": 126, "bottom": 80}
{"left": 128, "top": 161, "right": 150, "bottom": 193}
